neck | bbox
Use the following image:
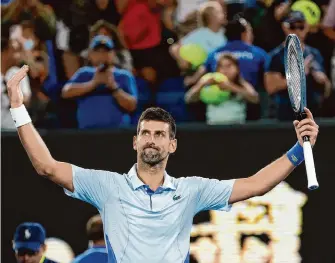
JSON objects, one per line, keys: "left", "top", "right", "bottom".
{"left": 136, "top": 161, "right": 166, "bottom": 191}
{"left": 93, "top": 240, "right": 105, "bottom": 247}
{"left": 208, "top": 23, "right": 221, "bottom": 33}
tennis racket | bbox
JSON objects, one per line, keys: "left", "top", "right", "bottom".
{"left": 284, "top": 34, "right": 319, "bottom": 190}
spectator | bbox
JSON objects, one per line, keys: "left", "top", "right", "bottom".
{"left": 185, "top": 53, "right": 259, "bottom": 124}
{"left": 323, "top": 0, "right": 335, "bottom": 41}
{"left": 89, "top": 20, "right": 133, "bottom": 72}
{"left": 1, "top": 0, "right": 56, "bottom": 40}
{"left": 62, "top": 35, "right": 137, "bottom": 129}
{"left": 12, "top": 222, "right": 58, "bottom": 263}
{"left": 1, "top": 37, "right": 31, "bottom": 129}
{"left": 116, "top": 0, "right": 179, "bottom": 88}
{"left": 252, "top": 0, "right": 290, "bottom": 52}
{"left": 186, "top": 17, "right": 268, "bottom": 120}
{"left": 265, "top": 11, "right": 332, "bottom": 121}
{"left": 169, "top": 1, "right": 227, "bottom": 71}
{"left": 72, "top": 214, "right": 107, "bottom": 263}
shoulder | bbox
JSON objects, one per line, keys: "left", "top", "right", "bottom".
{"left": 113, "top": 68, "right": 134, "bottom": 78}
{"left": 251, "top": 45, "right": 268, "bottom": 58}
{"left": 43, "top": 258, "right": 59, "bottom": 263}
{"left": 72, "top": 248, "right": 107, "bottom": 263}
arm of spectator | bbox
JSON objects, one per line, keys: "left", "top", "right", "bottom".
{"left": 274, "top": 1, "right": 291, "bottom": 22}
{"left": 220, "top": 80, "right": 259, "bottom": 104}
{"left": 31, "top": 1, "right": 56, "bottom": 38}
{"left": 265, "top": 72, "right": 287, "bottom": 95}
{"left": 62, "top": 51, "right": 81, "bottom": 80}
{"left": 185, "top": 76, "right": 215, "bottom": 103}
{"left": 107, "top": 71, "right": 137, "bottom": 112}
{"left": 184, "top": 65, "right": 207, "bottom": 86}
{"left": 115, "top": 0, "right": 131, "bottom": 14}
{"left": 169, "top": 42, "right": 191, "bottom": 70}
{"left": 62, "top": 69, "right": 99, "bottom": 99}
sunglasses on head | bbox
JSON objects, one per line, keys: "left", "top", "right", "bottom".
{"left": 289, "top": 24, "right": 305, "bottom": 31}
{"left": 16, "top": 249, "right": 38, "bottom": 256}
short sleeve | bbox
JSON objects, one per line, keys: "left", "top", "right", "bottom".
{"left": 204, "top": 51, "right": 216, "bottom": 72}
{"left": 191, "top": 177, "right": 236, "bottom": 213}
{"left": 66, "top": 67, "right": 92, "bottom": 84}
{"left": 120, "top": 71, "right": 138, "bottom": 99}
{"left": 64, "top": 165, "right": 114, "bottom": 210}
{"left": 266, "top": 53, "right": 284, "bottom": 74}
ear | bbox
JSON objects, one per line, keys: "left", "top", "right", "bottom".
{"left": 169, "top": 138, "right": 177, "bottom": 154}
{"left": 133, "top": 136, "right": 137, "bottom": 151}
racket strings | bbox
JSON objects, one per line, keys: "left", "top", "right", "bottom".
{"left": 287, "top": 42, "right": 302, "bottom": 112}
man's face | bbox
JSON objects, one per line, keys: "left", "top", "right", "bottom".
{"left": 15, "top": 246, "right": 45, "bottom": 263}
{"left": 134, "top": 121, "right": 177, "bottom": 166}
{"left": 283, "top": 21, "right": 309, "bottom": 42}
{"left": 89, "top": 47, "right": 114, "bottom": 66}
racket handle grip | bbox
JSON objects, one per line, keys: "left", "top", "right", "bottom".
{"left": 303, "top": 141, "right": 319, "bottom": 190}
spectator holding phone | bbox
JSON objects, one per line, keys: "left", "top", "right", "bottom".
{"left": 62, "top": 35, "right": 137, "bottom": 129}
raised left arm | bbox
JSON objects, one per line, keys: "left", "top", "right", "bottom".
{"left": 229, "top": 108, "right": 319, "bottom": 204}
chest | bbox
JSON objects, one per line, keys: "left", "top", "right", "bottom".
{"left": 103, "top": 186, "right": 195, "bottom": 236}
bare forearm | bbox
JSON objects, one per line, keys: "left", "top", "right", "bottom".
{"left": 265, "top": 73, "right": 287, "bottom": 95}
{"left": 112, "top": 89, "right": 137, "bottom": 112}
{"left": 62, "top": 81, "right": 95, "bottom": 99}
{"left": 17, "top": 123, "right": 56, "bottom": 176}
{"left": 185, "top": 82, "right": 203, "bottom": 103}
{"left": 230, "top": 83, "right": 259, "bottom": 104}
{"left": 249, "top": 155, "right": 295, "bottom": 196}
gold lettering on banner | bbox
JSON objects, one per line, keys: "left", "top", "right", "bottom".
{"left": 190, "top": 182, "right": 307, "bottom": 263}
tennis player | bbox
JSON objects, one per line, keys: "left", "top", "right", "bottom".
{"left": 7, "top": 66, "right": 319, "bottom": 263}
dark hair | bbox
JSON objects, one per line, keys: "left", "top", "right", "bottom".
{"left": 217, "top": 53, "right": 243, "bottom": 85}
{"left": 137, "top": 107, "right": 176, "bottom": 139}
{"left": 86, "top": 215, "right": 104, "bottom": 242}
{"left": 225, "top": 18, "right": 248, "bottom": 41}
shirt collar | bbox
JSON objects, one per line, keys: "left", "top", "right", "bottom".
{"left": 128, "top": 164, "right": 176, "bottom": 191}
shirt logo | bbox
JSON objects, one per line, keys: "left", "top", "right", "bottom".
{"left": 24, "top": 229, "right": 31, "bottom": 240}
{"left": 173, "top": 195, "right": 181, "bottom": 201}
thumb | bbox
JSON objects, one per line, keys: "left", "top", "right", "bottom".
{"left": 293, "top": 120, "right": 299, "bottom": 127}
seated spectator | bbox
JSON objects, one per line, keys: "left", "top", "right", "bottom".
{"left": 1, "top": 0, "right": 56, "bottom": 40}
{"left": 89, "top": 20, "right": 133, "bottom": 72}
{"left": 169, "top": 1, "right": 227, "bottom": 72}
{"left": 265, "top": 11, "right": 331, "bottom": 121}
{"left": 1, "top": 37, "right": 31, "bottom": 130}
{"left": 62, "top": 35, "right": 137, "bottom": 129}
{"left": 185, "top": 53, "right": 259, "bottom": 124}
{"left": 72, "top": 214, "right": 107, "bottom": 263}
{"left": 186, "top": 17, "right": 268, "bottom": 119}
{"left": 12, "top": 222, "right": 58, "bottom": 263}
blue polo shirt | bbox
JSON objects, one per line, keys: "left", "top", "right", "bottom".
{"left": 266, "top": 44, "right": 325, "bottom": 120}
{"left": 72, "top": 246, "right": 108, "bottom": 263}
{"left": 204, "top": 40, "right": 269, "bottom": 89}
{"left": 66, "top": 67, "right": 137, "bottom": 129}
{"left": 64, "top": 164, "right": 235, "bottom": 263}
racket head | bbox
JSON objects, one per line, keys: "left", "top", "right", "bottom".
{"left": 284, "top": 34, "right": 307, "bottom": 120}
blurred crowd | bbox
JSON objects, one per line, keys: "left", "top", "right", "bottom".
{"left": 1, "top": 0, "right": 335, "bottom": 130}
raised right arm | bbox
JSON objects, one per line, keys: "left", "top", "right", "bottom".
{"left": 7, "top": 66, "right": 74, "bottom": 191}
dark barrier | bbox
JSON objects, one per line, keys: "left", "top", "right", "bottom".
{"left": 2, "top": 122, "right": 335, "bottom": 263}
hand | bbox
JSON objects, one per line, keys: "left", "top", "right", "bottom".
{"left": 106, "top": 73, "right": 118, "bottom": 91}
{"left": 6, "top": 65, "right": 29, "bottom": 108}
{"left": 293, "top": 108, "right": 319, "bottom": 147}
{"left": 92, "top": 70, "right": 109, "bottom": 86}
{"left": 219, "top": 80, "right": 234, "bottom": 91}
{"left": 199, "top": 76, "right": 216, "bottom": 87}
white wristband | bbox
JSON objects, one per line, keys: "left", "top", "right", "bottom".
{"left": 10, "top": 104, "right": 32, "bottom": 128}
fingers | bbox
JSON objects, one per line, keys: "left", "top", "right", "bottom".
{"left": 7, "top": 65, "right": 29, "bottom": 87}
{"left": 304, "top": 107, "right": 314, "bottom": 120}
{"left": 297, "top": 118, "right": 318, "bottom": 129}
